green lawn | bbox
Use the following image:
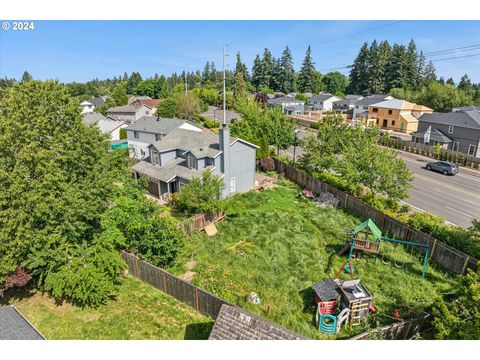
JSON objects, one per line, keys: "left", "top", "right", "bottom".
{"left": 168, "top": 180, "right": 457, "bottom": 339}
{"left": 9, "top": 276, "right": 213, "bottom": 340}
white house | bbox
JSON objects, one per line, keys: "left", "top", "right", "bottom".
{"left": 82, "top": 112, "right": 127, "bottom": 141}
{"left": 80, "top": 100, "right": 95, "bottom": 114}
{"left": 307, "top": 93, "right": 342, "bottom": 111}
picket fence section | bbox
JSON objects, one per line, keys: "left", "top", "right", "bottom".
{"left": 274, "top": 159, "right": 477, "bottom": 275}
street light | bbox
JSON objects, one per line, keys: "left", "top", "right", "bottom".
{"left": 293, "top": 129, "right": 300, "bottom": 165}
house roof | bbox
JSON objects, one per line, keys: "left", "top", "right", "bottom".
{"left": 268, "top": 96, "right": 305, "bottom": 105}
{"left": 369, "top": 99, "right": 433, "bottom": 112}
{"left": 353, "top": 218, "right": 382, "bottom": 240}
{"left": 419, "top": 111, "right": 480, "bottom": 130}
{"left": 125, "top": 116, "right": 190, "bottom": 135}
{"left": 152, "top": 128, "right": 223, "bottom": 158}
{"left": 132, "top": 158, "right": 214, "bottom": 182}
{"left": 309, "top": 93, "right": 340, "bottom": 103}
{"left": 452, "top": 106, "right": 480, "bottom": 112}
{"left": 201, "top": 106, "right": 241, "bottom": 124}
{"left": 91, "top": 95, "right": 108, "bottom": 107}
{"left": 208, "top": 304, "right": 307, "bottom": 340}
{"left": 80, "top": 100, "right": 93, "bottom": 106}
{"left": 346, "top": 95, "right": 363, "bottom": 100}
{"left": 107, "top": 104, "right": 140, "bottom": 114}
{"left": 133, "top": 99, "right": 161, "bottom": 108}
{"left": 400, "top": 112, "right": 420, "bottom": 123}
{"left": 97, "top": 118, "right": 126, "bottom": 134}
{"left": 312, "top": 278, "right": 341, "bottom": 302}
{"left": 356, "top": 95, "right": 392, "bottom": 107}
{"left": 411, "top": 128, "right": 453, "bottom": 143}
{"left": 0, "top": 306, "right": 44, "bottom": 340}
{"left": 82, "top": 112, "right": 107, "bottom": 126}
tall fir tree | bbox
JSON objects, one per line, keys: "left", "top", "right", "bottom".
{"left": 423, "top": 61, "right": 437, "bottom": 85}
{"left": 297, "top": 46, "right": 318, "bottom": 93}
{"left": 385, "top": 44, "right": 407, "bottom": 91}
{"left": 458, "top": 74, "right": 474, "bottom": 94}
{"left": 366, "top": 40, "right": 390, "bottom": 94}
{"left": 126, "top": 72, "right": 142, "bottom": 94}
{"left": 278, "top": 46, "right": 296, "bottom": 94}
{"left": 234, "top": 52, "right": 249, "bottom": 83}
{"left": 259, "top": 49, "right": 274, "bottom": 90}
{"left": 202, "top": 62, "right": 211, "bottom": 84}
{"left": 446, "top": 77, "right": 456, "bottom": 86}
{"left": 348, "top": 42, "right": 370, "bottom": 95}
{"left": 21, "top": 71, "right": 33, "bottom": 83}
{"left": 405, "top": 40, "right": 419, "bottom": 89}
{"left": 251, "top": 55, "right": 262, "bottom": 90}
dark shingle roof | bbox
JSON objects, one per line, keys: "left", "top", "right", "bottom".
{"left": 208, "top": 305, "right": 307, "bottom": 340}
{"left": 419, "top": 111, "right": 480, "bottom": 130}
{"left": 152, "top": 128, "right": 222, "bottom": 158}
{"left": 355, "top": 95, "right": 392, "bottom": 107}
{"left": 0, "top": 306, "right": 44, "bottom": 340}
{"left": 82, "top": 112, "right": 107, "bottom": 126}
{"left": 312, "top": 278, "right": 341, "bottom": 301}
{"left": 452, "top": 106, "right": 480, "bottom": 112}
{"left": 411, "top": 128, "right": 453, "bottom": 143}
{"left": 267, "top": 96, "right": 305, "bottom": 105}
{"left": 125, "top": 116, "right": 189, "bottom": 135}
{"left": 309, "top": 93, "right": 338, "bottom": 103}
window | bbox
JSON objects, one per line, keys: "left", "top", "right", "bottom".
{"left": 155, "top": 134, "right": 161, "bottom": 141}
{"left": 388, "top": 109, "right": 393, "bottom": 115}
{"left": 468, "top": 145, "right": 476, "bottom": 156}
{"left": 229, "top": 177, "right": 236, "bottom": 193}
{"left": 151, "top": 151, "right": 160, "bottom": 165}
{"left": 448, "top": 126, "right": 454, "bottom": 134}
{"left": 134, "top": 131, "right": 139, "bottom": 139}
{"left": 146, "top": 110, "right": 150, "bottom": 115}
{"left": 187, "top": 156, "right": 197, "bottom": 169}
{"left": 452, "top": 141, "right": 460, "bottom": 152}
{"left": 372, "top": 108, "right": 378, "bottom": 113}
{"left": 376, "top": 119, "right": 379, "bottom": 125}
{"left": 392, "top": 120, "right": 396, "bottom": 126}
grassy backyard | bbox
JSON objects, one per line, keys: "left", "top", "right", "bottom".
{"left": 168, "top": 179, "right": 457, "bottom": 339}
{"left": 8, "top": 276, "right": 213, "bottom": 340}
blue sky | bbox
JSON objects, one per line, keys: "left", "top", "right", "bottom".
{"left": 1, "top": 20, "right": 480, "bottom": 83}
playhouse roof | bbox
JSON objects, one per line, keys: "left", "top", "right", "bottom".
{"left": 312, "top": 278, "right": 341, "bottom": 302}
{"left": 353, "top": 218, "right": 382, "bottom": 240}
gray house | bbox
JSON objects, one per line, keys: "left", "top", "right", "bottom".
{"left": 130, "top": 118, "right": 258, "bottom": 200}
{"left": 333, "top": 95, "right": 363, "bottom": 113}
{"left": 107, "top": 104, "right": 152, "bottom": 123}
{"left": 412, "top": 110, "right": 480, "bottom": 157}
{"left": 267, "top": 96, "right": 305, "bottom": 115}
{"left": 352, "top": 94, "right": 393, "bottom": 120}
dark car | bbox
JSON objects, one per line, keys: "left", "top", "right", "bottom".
{"left": 425, "top": 161, "right": 459, "bottom": 175}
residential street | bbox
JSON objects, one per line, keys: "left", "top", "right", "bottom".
{"left": 282, "top": 128, "right": 480, "bottom": 227}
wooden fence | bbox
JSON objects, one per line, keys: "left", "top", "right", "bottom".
{"left": 181, "top": 211, "right": 225, "bottom": 233}
{"left": 274, "top": 159, "right": 478, "bottom": 275}
{"left": 379, "top": 137, "right": 480, "bottom": 168}
{"left": 350, "top": 313, "right": 432, "bottom": 340}
{"left": 121, "top": 251, "right": 233, "bottom": 319}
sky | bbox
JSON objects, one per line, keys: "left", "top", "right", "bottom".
{"left": 1, "top": 20, "right": 480, "bottom": 83}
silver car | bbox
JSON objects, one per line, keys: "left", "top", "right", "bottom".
{"left": 425, "top": 161, "right": 459, "bottom": 176}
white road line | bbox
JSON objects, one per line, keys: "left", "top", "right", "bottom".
{"left": 401, "top": 201, "right": 459, "bottom": 227}
{"left": 444, "top": 205, "right": 474, "bottom": 219}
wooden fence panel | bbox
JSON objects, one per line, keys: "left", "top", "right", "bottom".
{"left": 273, "top": 158, "right": 477, "bottom": 275}
{"left": 350, "top": 314, "right": 431, "bottom": 340}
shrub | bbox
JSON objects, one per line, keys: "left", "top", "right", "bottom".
{"left": 119, "top": 128, "right": 127, "bottom": 140}
{"left": 0, "top": 268, "right": 32, "bottom": 297}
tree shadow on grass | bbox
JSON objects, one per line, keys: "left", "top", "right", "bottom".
{"left": 299, "top": 287, "right": 317, "bottom": 327}
{"left": 184, "top": 321, "right": 215, "bottom": 340}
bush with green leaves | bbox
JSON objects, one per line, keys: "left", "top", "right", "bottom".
{"left": 171, "top": 171, "right": 225, "bottom": 216}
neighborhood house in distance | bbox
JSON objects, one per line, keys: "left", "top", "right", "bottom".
{"left": 127, "top": 116, "right": 258, "bottom": 200}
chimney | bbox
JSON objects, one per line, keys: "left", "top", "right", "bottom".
{"left": 219, "top": 123, "right": 230, "bottom": 198}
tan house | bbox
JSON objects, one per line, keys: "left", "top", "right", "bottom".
{"left": 367, "top": 99, "right": 433, "bottom": 134}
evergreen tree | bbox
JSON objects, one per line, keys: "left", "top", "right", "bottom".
{"left": 126, "top": 72, "right": 142, "bottom": 94}
{"left": 446, "top": 77, "right": 456, "bottom": 86}
{"left": 259, "top": 49, "right": 274, "bottom": 90}
{"left": 423, "top": 61, "right": 437, "bottom": 85}
{"left": 233, "top": 71, "right": 247, "bottom": 99}
{"left": 322, "top": 72, "right": 349, "bottom": 95}
{"left": 251, "top": 55, "right": 263, "bottom": 90}
{"left": 123, "top": 72, "right": 129, "bottom": 81}
{"left": 367, "top": 40, "right": 390, "bottom": 94}
{"left": 21, "top": 71, "right": 33, "bottom": 83}
{"left": 234, "top": 52, "right": 249, "bottom": 83}
{"left": 210, "top": 62, "right": 218, "bottom": 83}
{"left": 405, "top": 40, "right": 419, "bottom": 89}
{"left": 458, "top": 74, "right": 474, "bottom": 94}
{"left": 278, "top": 46, "right": 296, "bottom": 94}
{"left": 417, "top": 51, "right": 426, "bottom": 86}
{"left": 385, "top": 44, "right": 407, "bottom": 91}
{"left": 297, "top": 46, "right": 318, "bottom": 93}
{"left": 202, "top": 62, "right": 211, "bottom": 84}
{"left": 348, "top": 42, "right": 370, "bottom": 95}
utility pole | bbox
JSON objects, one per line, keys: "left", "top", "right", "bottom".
{"left": 223, "top": 44, "right": 229, "bottom": 126}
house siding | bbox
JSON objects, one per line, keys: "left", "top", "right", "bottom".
{"left": 229, "top": 141, "right": 256, "bottom": 194}
{"left": 417, "top": 120, "right": 480, "bottom": 156}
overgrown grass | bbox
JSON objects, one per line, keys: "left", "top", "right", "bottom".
{"left": 168, "top": 180, "right": 457, "bottom": 339}
{"left": 9, "top": 276, "right": 213, "bottom": 340}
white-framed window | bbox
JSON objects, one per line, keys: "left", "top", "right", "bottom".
{"left": 134, "top": 131, "right": 139, "bottom": 139}
{"left": 452, "top": 141, "right": 460, "bottom": 152}
{"left": 187, "top": 156, "right": 197, "bottom": 169}
{"left": 151, "top": 150, "right": 160, "bottom": 165}
{"left": 229, "top": 177, "right": 236, "bottom": 193}
{"left": 468, "top": 144, "right": 476, "bottom": 156}
{"left": 448, "top": 125, "right": 454, "bottom": 134}
{"left": 155, "top": 134, "right": 161, "bottom": 141}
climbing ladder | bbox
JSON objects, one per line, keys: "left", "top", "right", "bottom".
{"left": 349, "top": 302, "right": 370, "bottom": 328}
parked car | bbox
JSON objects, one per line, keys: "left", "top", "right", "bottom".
{"left": 425, "top": 161, "right": 459, "bottom": 175}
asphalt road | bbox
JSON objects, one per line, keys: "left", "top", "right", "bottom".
{"left": 282, "top": 128, "right": 480, "bottom": 227}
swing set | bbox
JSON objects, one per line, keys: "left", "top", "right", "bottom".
{"left": 339, "top": 219, "right": 429, "bottom": 278}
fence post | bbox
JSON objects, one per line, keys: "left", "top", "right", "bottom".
{"left": 461, "top": 255, "right": 471, "bottom": 275}
{"left": 430, "top": 238, "right": 437, "bottom": 258}
{"left": 195, "top": 287, "right": 199, "bottom": 311}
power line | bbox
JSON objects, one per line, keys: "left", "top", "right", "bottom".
{"left": 427, "top": 46, "right": 480, "bottom": 57}
{"left": 430, "top": 53, "right": 480, "bottom": 62}
{"left": 310, "top": 21, "right": 406, "bottom": 47}
{"left": 424, "top": 44, "right": 480, "bottom": 56}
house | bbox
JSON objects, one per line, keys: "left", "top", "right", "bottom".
{"left": 126, "top": 116, "right": 197, "bottom": 160}
{"left": 452, "top": 105, "right": 480, "bottom": 112}
{"left": 128, "top": 95, "right": 152, "bottom": 104}
{"left": 267, "top": 96, "right": 305, "bottom": 115}
{"left": 80, "top": 100, "right": 94, "bottom": 114}
{"left": 130, "top": 119, "right": 258, "bottom": 200}
{"left": 333, "top": 95, "right": 363, "bottom": 113}
{"left": 107, "top": 104, "right": 152, "bottom": 124}
{"left": 83, "top": 112, "right": 128, "bottom": 141}
{"left": 411, "top": 110, "right": 480, "bottom": 157}
{"left": 201, "top": 106, "right": 241, "bottom": 124}
{"left": 208, "top": 304, "right": 306, "bottom": 340}
{"left": 0, "top": 306, "right": 44, "bottom": 340}
{"left": 130, "top": 98, "right": 161, "bottom": 114}
{"left": 367, "top": 99, "right": 433, "bottom": 134}
{"left": 91, "top": 95, "right": 109, "bottom": 108}
{"left": 352, "top": 94, "right": 393, "bottom": 121}
{"left": 307, "top": 93, "right": 342, "bottom": 111}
